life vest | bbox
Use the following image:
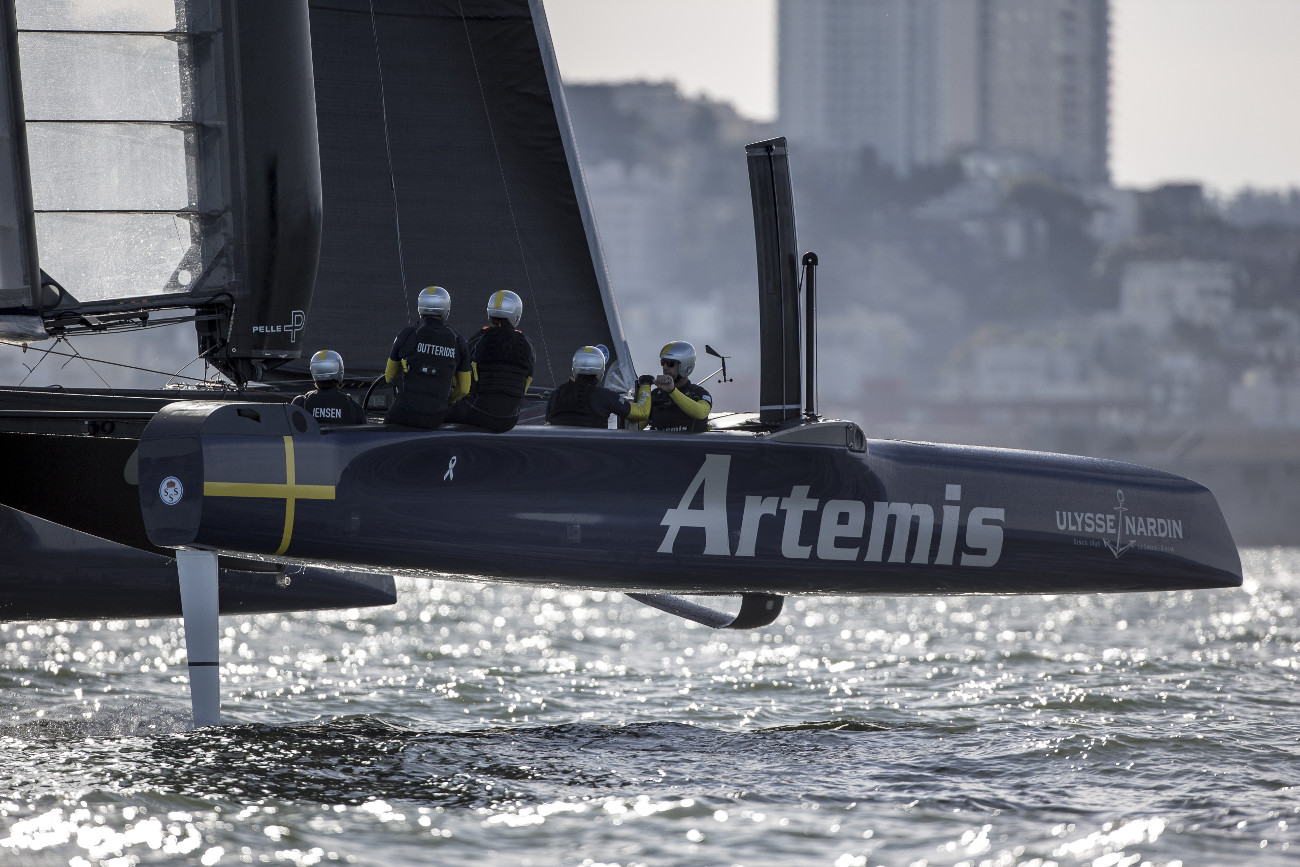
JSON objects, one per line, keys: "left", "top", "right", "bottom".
{"left": 460, "top": 324, "right": 535, "bottom": 421}
{"left": 394, "top": 318, "right": 462, "bottom": 399}
{"left": 470, "top": 324, "right": 533, "bottom": 400}
{"left": 548, "top": 381, "right": 606, "bottom": 428}
{"left": 297, "top": 387, "right": 365, "bottom": 425}
{"left": 649, "top": 382, "right": 710, "bottom": 433}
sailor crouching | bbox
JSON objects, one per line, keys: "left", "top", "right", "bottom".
{"left": 643, "top": 340, "right": 711, "bottom": 433}
{"left": 383, "top": 285, "right": 471, "bottom": 430}
{"left": 293, "top": 349, "right": 366, "bottom": 425}
{"left": 547, "top": 345, "right": 650, "bottom": 428}
{"left": 444, "top": 290, "right": 536, "bottom": 433}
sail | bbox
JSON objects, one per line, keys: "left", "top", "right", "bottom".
{"left": 14, "top": 0, "right": 322, "bottom": 384}
{"left": 294, "top": 0, "right": 634, "bottom": 391}
{"left": 0, "top": 0, "right": 41, "bottom": 340}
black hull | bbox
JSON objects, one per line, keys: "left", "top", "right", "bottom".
{"left": 0, "top": 387, "right": 397, "bottom": 622}
{"left": 0, "top": 503, "right": 395, "bottom": 622}
{"left": 138, "top": 402, "right": 1242, "bottom": 595}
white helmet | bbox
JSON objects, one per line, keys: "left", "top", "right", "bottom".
{"left": 571, "top": 345, "right": 605, "bottom": 379}
{"left": 309, "top": 349, "right": 344, "bottom": 385}
{"left": 486, "top": 290, "right": 523, "bottom": 327}
{"left": 659, "top": 340, "right": 696, "bottom": 378}
{"left": 417, "top": 285, "right": 451, "bottom": 319}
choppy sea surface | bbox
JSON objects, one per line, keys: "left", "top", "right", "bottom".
{"left": 0, "top": 549, "right": 1296, "bottom": 866}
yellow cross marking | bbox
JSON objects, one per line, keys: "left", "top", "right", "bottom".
{"left": 203, "top": 436, "right": 335, "bottom": 555}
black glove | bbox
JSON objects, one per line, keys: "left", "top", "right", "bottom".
{"left": 638, "top": 374, "right": 655, "bottom": 386}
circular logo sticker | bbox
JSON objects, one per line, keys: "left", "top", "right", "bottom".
{"left": 159, "top": 476, "right": 184, "bottom": 506}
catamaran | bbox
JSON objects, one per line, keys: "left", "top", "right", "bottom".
{"left": 0, "top": 0, "right": 1240, "bottom": 727}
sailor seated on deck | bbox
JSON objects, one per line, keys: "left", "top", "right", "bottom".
{"left": 292, "top": 349, "right": 366, "bottom": 426}
{"left": 639, "top": 340, "right": 711, "bottom": 433}
{"left": 383, "top": 286, "right": 471, "bottom": 430}
{"left": 443, "top": 290, "right": 535, "bottom": 433}
{"left": 547, "top": 345, "right": 650, "bottom": 428}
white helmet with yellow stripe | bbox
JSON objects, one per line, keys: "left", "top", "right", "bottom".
{"left": 308, "top": 349, "right": 344, "bottom": 385}
{"left": 659, "top": 340, "right": 696, "bottom": 378}
{"left": 417, "top": 285, "right": 451, "bottom": 319}
{"left": 571, "top": 345, "right": 605, "bottom": 379}
{"left": 486, "top": 290, "right": 523, "bottom": 327}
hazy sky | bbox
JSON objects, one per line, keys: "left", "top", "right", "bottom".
{"left": 544, "top": 0, "right": 1300, "bottom": 194}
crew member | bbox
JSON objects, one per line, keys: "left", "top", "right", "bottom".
{"left": 383, "top": 285, "right": 470, "bottom": 429}
{"left": 292, "top": 349, "right": 366, "bottom": 425}
{"left": 444, "top": 290, "right": 535, "bottom": 432}
{"left": 547, "top": 345, "right": 650, "bottom": 428}
{"left": 644, "top": 340, "right": 711, "bottom": 433}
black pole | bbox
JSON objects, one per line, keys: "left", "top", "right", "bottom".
{"left": 2, "top": 0, "right": 42, "bottom": 322}
{"left": 746, "top": 138, "right": 801, "bottom": 425}
{"left": 802, "top": 251, "right": 817, "bottom": 417}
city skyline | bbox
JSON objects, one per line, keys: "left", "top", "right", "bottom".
{"left": 544, "top": 0, "right": 1300, "bottom": 195}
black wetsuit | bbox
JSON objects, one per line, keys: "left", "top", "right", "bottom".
{"left": 648, "top": 381, "right": 711, "bottom": 432}
{"left": 445, "top": 323, "right": 535, "bottom": 432}
{"left": 292, "top": 386, "right": 366, "bottom": 426}
{"left": 384, "top": 317, "right": 470, "bottom": 429}
{"left": 546, "top": 380, "right": 634, "bottom": 428}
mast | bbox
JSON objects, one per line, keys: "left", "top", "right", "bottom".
{"left": 0, "top": 0, "right": 42, "bottom": 341}
{"left": 194, "top": 0, "right": 323, "bottom": 384}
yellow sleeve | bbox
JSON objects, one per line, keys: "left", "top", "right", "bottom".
{"left": 525, "top": 376, "right": 533, "bottom": 392}
{"left": 450, "top": 369, "right": 471, "bottom": 403}
{"left": 625, "top": 384, "right": 652, "bottom": 424}
{"left": 668, "top": 387, "right": 710, "bottom": 420}
{"left": 384, "top": 358, "right": 403, "bottom": 383}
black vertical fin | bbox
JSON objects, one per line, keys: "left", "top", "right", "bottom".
{"left": 745, "top": 137, "right": 802, "bottom": 426}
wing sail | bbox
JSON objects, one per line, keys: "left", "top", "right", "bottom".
{"left": 292, "top": 0, "right": 633, "bottom": 391}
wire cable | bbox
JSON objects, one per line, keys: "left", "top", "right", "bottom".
{"left": 457, "top": 0, "right": 556, "bottom": 385}
{"left": 368, "top": 0, "right": 413, "bottom": 325}
{"left": 2, "top": 339, "right": 222, "bottom": 386}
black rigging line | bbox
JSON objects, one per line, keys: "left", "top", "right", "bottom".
{"left": 166, "top": 343, "right": 224, "bottom": 388}
{"left": 1, "top": 339, "right": 219, "bottom": 386}
{"left": 368, "top": 0, "right": 413, "bottom": 325}
{"left": 457, "top": 0, "right": 556, "bottom": 386}
{"left": 14, "top": 336, "right": 111, "bottom": 390}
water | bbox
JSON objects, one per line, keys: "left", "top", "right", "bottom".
{"left": 1, "top": 549, "right": 1296, "bottom": 866}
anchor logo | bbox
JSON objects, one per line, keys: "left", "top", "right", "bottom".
{"left": 1104, "top": 490, "right": 1136, "bottom": 558}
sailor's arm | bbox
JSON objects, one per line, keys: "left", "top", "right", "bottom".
{"left": 624, "top": 377, "right": 653, "bottom": 425}
{"left": 385, "top": 327, "right": 413, "bottom": 383}
{"left": 667, "top": 386, "right": 711, "bottom": 420}
{"left": 384, "top": 358, "right": 405, "bottom": 383}
{"left": 449, "top": 370, "right": 471, "bottom": 402}
{"left": 449, "top": 336, "right": 472, "bottom": 401}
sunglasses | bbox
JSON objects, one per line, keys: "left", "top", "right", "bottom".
{"left": 660, "top": 359, "right": 678, "bottom": 367}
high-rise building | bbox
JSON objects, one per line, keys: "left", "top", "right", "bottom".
{"left": 778, "top": 0, "right": 1109, "bottom": 183}
{"left": 982, "top": 0, "right": 1110, "bottom": 183}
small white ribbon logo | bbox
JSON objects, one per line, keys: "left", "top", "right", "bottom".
{"left": 444, "top": 455, "right": 457, "bottom": 481}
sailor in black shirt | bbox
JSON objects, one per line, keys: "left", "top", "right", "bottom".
{"left": 444, "top": 290, "right": 535, "bottom": 432}
{"left": 293, "top": 349, "right": 366, "bottom": 425}
{"left": 547, "top": 345, "right": 650, "bottom": 428}
{"left": 644, "top": 340, "right": 711, "bottom": 433}
{"left": 383, "top": 286, "right": 470, "bottom": 429}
